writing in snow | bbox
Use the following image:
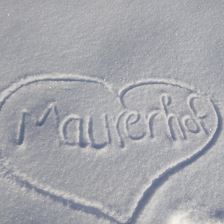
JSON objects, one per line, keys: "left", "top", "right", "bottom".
{"left": 16, "top": 93, "right": 211, "bottom": 149}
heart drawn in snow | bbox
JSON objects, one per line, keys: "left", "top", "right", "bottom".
{"left": 0, "top": 74, "right": 220, "bottom": 224}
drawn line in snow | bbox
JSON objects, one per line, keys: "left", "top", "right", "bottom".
{"left": 126, "top": 102, "right": 221, "bottom": 224}
{"left": 119, "top": 79, "right": 195, "bottom": 108}
{"left": 0, "top": 74, "right": 221, "bottom": 224}
{"left": 0, "top": 73, "right": 114, "bottom": 110}
{"left": 0, "top": 161, "right": 121, "bottom": 224}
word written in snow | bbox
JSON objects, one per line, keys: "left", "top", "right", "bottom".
{"left": 16, "top": 94, "right": 210, "bottom": 149}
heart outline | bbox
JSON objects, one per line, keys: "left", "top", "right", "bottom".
{"left": 0, "top": 74, "right": 221, "bottom": 224}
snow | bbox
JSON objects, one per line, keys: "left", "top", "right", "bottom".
{"left": 0, "top": 0, "right": 224, "bottom": 224}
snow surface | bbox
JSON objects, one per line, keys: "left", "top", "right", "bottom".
{"left": 0, "top": 0, "right": 224, "bottom": 224}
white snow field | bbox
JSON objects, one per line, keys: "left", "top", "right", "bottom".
{"left": 0, "top": 1, "right": 224, "bottom": 224}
